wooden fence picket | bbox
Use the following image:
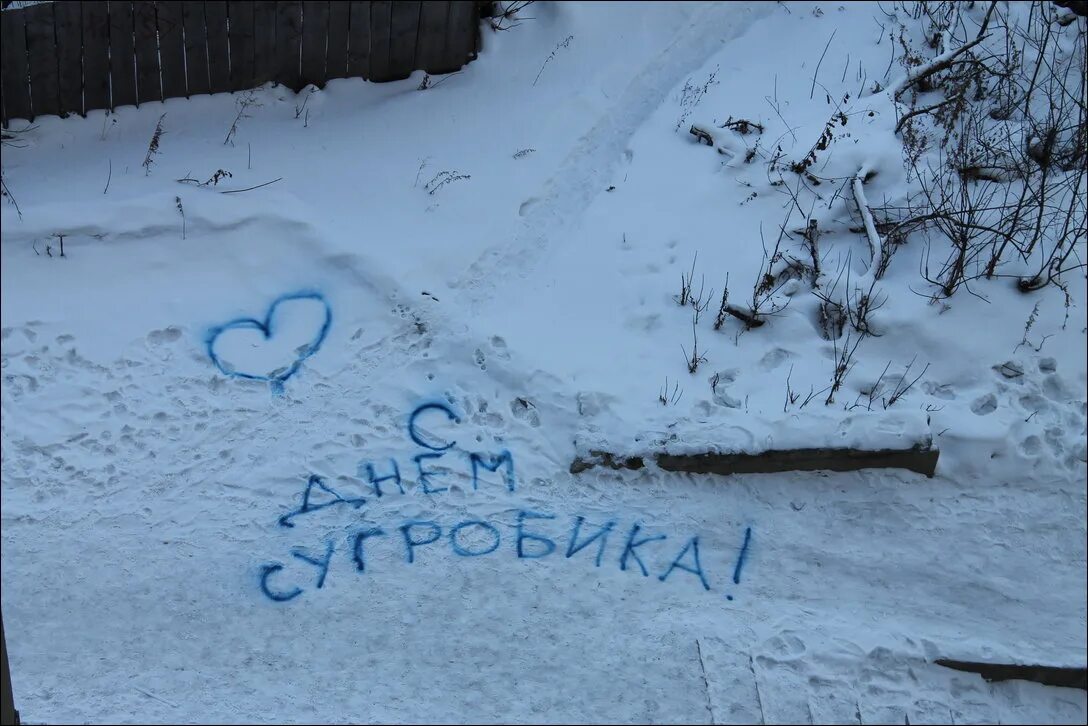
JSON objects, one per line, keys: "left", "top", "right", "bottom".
{"left": 0, "top": 1, "right": 485, "bottom": 124}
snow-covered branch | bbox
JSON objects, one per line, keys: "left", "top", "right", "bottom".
{"left": 881, "top": 33, "right": 989, "bottom": 99}
{"left": 852, "top": 168, "right": 883, "bottom": 278}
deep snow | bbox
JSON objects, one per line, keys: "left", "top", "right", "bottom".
{"left": 1, "top": 2, "right": 1085, "bottom": 723}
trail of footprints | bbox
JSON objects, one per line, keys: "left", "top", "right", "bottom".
{"left": 702, "top": 630, "right": 1086, "bottom": 725}
{"left": 1, "top": 320, "right": 546, "bottom": 514}
{"left": 959, "top": 357, "right": 1087, "bottom": 470}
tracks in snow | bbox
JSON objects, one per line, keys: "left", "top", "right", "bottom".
{"left": 450, "top": 2, "right": 771, "bottom": 312}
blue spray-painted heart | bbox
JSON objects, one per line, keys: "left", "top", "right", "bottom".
{"left": 205, "top": 292, "right": 332, "bottom": 393}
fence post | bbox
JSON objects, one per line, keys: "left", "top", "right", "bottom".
{"left": 1, "top": 610, "right": 17, "bottom": 726}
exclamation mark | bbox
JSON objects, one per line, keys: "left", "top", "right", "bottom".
{"left": 725, "top": 527, "right": 752, "bottom": 601}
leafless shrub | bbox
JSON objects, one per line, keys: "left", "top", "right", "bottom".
{"left": 719, "top": 222, "right": 799, "bottom": 330}
{"left": 886, "top": 0, "right": 1086, "bottom": 299}
{"left": 294, "top": 88, "right": 314, "bottom": 119}
{"left": 225, "top": 91, "right": 261, "bottom": 146}
{"left": 675, "top": 66, "right": 720, "bottom": 131}
{"left": 691, "top": 278, "right": 714, "bottom": 326}
{"left": 826, "top": 329, "right": 865, "bottom": 405}
{"left": 847, "top": 272, "right": 887, "bottom": 336}
{"left": 884, "top": 356, "right": 930, "bottom": 408}
{"left": 784, "top": 370, "right": 831, "bottom": 411}
{"left": 1013, "top": 300, "right": 1054, "bottom": 352}
{"left": 789, "top": 100, "right": 849, "bottom": 175}
{"left": 681, "top": 319, "right": 708, "bottom": 374}
{"left": 850, "top": 360, "right": 891, "bottom": 412}
{"left": 676, "top": 253, "right": 698, "bottom": 306}
{"left": 713, "top": 274, "right": 731, "bottom": 330}
{"left": 783, "top": 365, "right": 801, "bottom": 412}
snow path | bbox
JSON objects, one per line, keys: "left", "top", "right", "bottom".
{"left": 452, "top": 3, "right": 772, "bottom": 311}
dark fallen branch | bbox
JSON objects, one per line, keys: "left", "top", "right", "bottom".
{"left": 885, "top": 34, "right": 989, "bottom": 99}
{"left": 689, "top": 124, "right": 715, "bottom": 146}
{"left": 935, "top": 660, "right": 1086, "bottom": 691}
{"left": 722, "top": 304, "right": 766, "bottom": 329}
{"left": 569, "top": 450, "right": 645, "bottom": 475}
{"left": 219, "top": 177, "right": 283, "bottom": 195}
{"left": 571, "top": 442, "right": 939, "bottom": 478}
{"left": 719, "top": 118, "right": 765, "bottom": 135}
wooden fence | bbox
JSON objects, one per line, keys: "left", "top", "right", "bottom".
{"left": 0, "top": 1, "right": 484, "bottom": 124}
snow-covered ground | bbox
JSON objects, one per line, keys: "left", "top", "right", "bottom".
{"left": 2, "top": 2, "right": 1085, "bottom": 723}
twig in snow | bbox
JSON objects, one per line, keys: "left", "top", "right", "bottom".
{"left": 681, "top": 319, "right": 708, "bottom": 374}
{"left": 784, "top": 365, "right": 801, "bottom": 412}
{"left": 424, "top": 170, "right": 471, "bottom": 195}
{"left": 659, "top": 377, "right": 683, "bottom": 406}
{"left": 143, "top": 114, "right": 167, "bottom": 176}
{"left": 764, "top": 74, "right": 797, "bottom": 143}
{"left": 294, "top": 88, "right": 314, "bottom": 119}
{"left": 691, "top": 278, "right": 713, "bottom": 325}
{"left": 219, "top": 177, "right": 283, "bottom": 195}
{"left": 810, "top": 29, "right": 838, "bottom": 99}
{"left": 676, "top": 253, "right": 698, "bottom": 306}
{"left": 884, "top": 356, "right": 930, "bottom": 408}
{"left": 134, "top": 687, "right": 179, "bottom": 709}
{"left": 1014, "top": 301, "right": 1043, "bottom": 353}
{"left": 749, "top": 655, "right": 767, "bottom": 726}
{"left": 413, "top": 158, "right": 430, "bottom": 188}
{"left": 894, "top": 93, "right": 962, "bottom": 134}
{"left": 1, "top": 173, "right": 22, "bottom": 219}
{"left": 803, "top": 218, "right": 820, "bottom": 283}
{"left": 175, "top": 196, "right": 186, "bottom": 239}
{"left": 713, "top": 274, "right": 731, "bottom": 331}
{"left": 852, "top": 360, "right": 891, "bottom": 411}
{"left": 695, "top": 640, "right": 716, "bottom": 724}
{"left": 99, "top": 115, "right": 116, "bottom": 141}
{"left": 826, "top": 330, "right": 865, "bottom": 405}
{"left": 534, "top": 35, "right": 574, "bottom": 87}
{"left": 431, "top": 72, "right": 464, "bottom": 89}
{"left": 419, "top": 71, "right": 463, "bottom": 90}
{"left": 676, "top": 66, "right": 720, "bottom": 131}
{"left": 104, "top": 159, "right": 112, "bottom": 194}
{"left": 848, "top": 272, "right": 886, "bottom": 337}
{"left": 178, "top": 169, "right": 234, "bottom": 187}
{"left": 225, "top": 91, "right": 260, "bottom": 146}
